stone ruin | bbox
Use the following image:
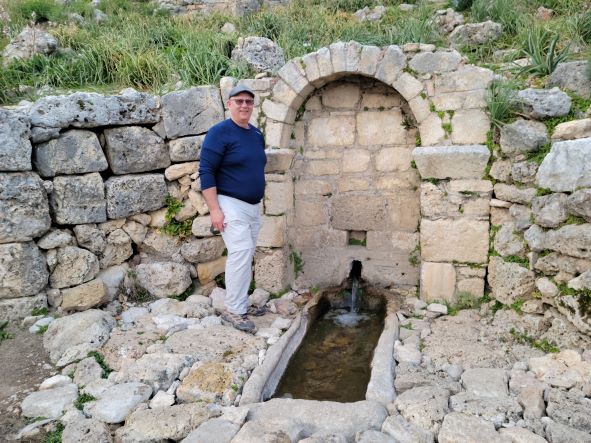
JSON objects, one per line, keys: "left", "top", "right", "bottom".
{"left": 1, "top": 41, "right": 590, "bottom": 343}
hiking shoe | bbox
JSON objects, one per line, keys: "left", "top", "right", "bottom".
{"left": 247, "top": 304, "right": 266, "bottom": 316}
{"left": 221, "top": 311, "right": 256, "bottom": 333}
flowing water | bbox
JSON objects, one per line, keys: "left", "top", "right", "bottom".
{"left": 273, "top": 297, "right": 385, "bottom": 402}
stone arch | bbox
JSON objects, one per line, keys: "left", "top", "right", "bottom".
{"left": 255, "top": 41, "right": 495, "bottom": 300}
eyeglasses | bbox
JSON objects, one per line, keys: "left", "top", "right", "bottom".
{"left": 231, "top": 98, "right": 255, "bottom": 106}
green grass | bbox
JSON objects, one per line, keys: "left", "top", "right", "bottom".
{"left": 74, "top": 393, "right": 96, "bottom": 410}
{"left": 87, "top": 351, "right": 112, "bottom": 379}
{"left": 42, "top": 422, "right": 64, "bottom": 443}
{"left": 31, "top": 307, "right": 49, "bottom": 316}
{"left": 509, "top": 328, "right": 559, "bottom": 353}
{"left": 0, "top": 321, "right": 13, "bottom": 342}
{"left": 160, "top": 195, "right": 193, "bottom": 238}
{"left": 289, "top": 249, "right": 304, "bottom": 278}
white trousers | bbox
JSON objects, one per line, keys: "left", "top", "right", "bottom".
{"left": 218, "top": 195, "right": 261, "bottom": 315}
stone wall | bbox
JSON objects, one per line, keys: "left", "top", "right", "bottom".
{"left": 2, "top": 42, "right": 589, "bottom": 339}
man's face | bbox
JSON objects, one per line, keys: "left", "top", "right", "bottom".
{"left": 228, "top": 92, "right": 255, "bottom": 126}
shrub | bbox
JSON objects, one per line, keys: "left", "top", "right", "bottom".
{"left": 471, "top": 0, "right": 523, "bottom": 35}
{"left": 519, "top": 26, "right": 570, "bottom": 76}
{"left": 486, "top": 79, "right": 519, "bottom": 128}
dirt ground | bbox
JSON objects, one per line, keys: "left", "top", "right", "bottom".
{"left": 0, "top": 322, "right": 53, "bottom": 441}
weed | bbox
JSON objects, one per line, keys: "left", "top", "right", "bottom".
{"left": 442, "top": 122, "right": 452, "bottom": 135}
{"left": 410, "top": 160, "right": 417, "bottom": 169}
{"left": 87, "top": 351, "right": 112, "bottom": 379}
{"left": 231, "top": 383, "right": 238, "bottom": 392}
{"left": 31, "top": 307, "right": 49, "bottom": 316}
{"left": 503, "top": 255, "right": 530, "bottom": 268}
{"left": 215, "top": 273, "right": 226, "bottom": 289}
{"left": 491, "top": 300, "right": 505, "bottom": 314}
{"left": 223, "top": 350, "right": 233, "bottom": 358}
{"left": 519, "top": 26, "right": 570, "bottom": 77}
{"left": 36, "top": 324, "right": 49, "bottom": 335}
{"left": 0, "top": 321, "right": 13, "bottom": 342}
{"left": 415, "top": 133, "right": 422, "bottom": 147}
{"left": 557, "top": 284, "right": 591, "bottom": 317}
{"left": 486, "top": 79, "right": 519, "bottom": 128}
{"left": 289, "top": 249, "right": 304, "bottom": 278}
{"left": 565, "top": 215, "right": 586, "bottom": 225}
{"left": 74, "top": 393, "right": 96, "bottom": 410}
{"left": 42, "top": 422, "right": 64, "bottom": 443}
{"left": 408, "top": 244, "right": 420, "bottom": 267}
{"left": 160, "top": 195, "right": 193, "bottom": 238}
{"left": 525, "top": 142, "right": 552, "bottom": 165}
{"left": 348, "top": 237, "right": 367, "bottom": 246}
{"left": 127, "top": 269, "right": 137, "bottom": 279}
{"left": 270, "top": 288, "right": 289, "bottom": 299}
{"left": 536, "top": 187, "right": 553, "bottom": 197}
{"left": 510, "top": 298, "right": 525, "bottom": 314}
{"left": 400, "top": 322, "right": 413, "bottom": 330}
{"left": 169, "top": 283, "right": 194, "bottom": 302}
{"left": 510, "top": 328, "right": 559, "bottom": 353}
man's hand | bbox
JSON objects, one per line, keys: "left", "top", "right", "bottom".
{"left": 209, "top": 207, "right": 225, "bottom": 233}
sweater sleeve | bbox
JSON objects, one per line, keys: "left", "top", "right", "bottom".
{"left": 199, "top": 125, "right": 224, "bottom": 191}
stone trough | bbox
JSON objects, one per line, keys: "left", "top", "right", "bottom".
{"left": 240, "top": 286, "right": 400, "bottom": 406}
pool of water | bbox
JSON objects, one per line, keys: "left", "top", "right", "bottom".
{"left": 273, "top": 300, "right": 385, "bottom": 403}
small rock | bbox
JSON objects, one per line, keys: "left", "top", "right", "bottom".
{"left": 427, "top": 303, "right": 447, "bottom": 315}
{"left": 149, "top": 390, "right": 175, "bottom": 409}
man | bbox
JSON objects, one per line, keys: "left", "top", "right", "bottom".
{"left": 199, "top": 85, "right": 267, "bottom": 333}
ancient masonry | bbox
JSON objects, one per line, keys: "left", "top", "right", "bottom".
{"left": 1, "top": 41, "right": 590, "bottom": 340}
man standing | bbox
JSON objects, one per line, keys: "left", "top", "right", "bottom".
{"left": 199, "top": 85, "right": 267, "bottom": 333}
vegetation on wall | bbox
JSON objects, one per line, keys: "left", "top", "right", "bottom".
{"left": 1, "top": 0, "right": 589, "bottom": 105}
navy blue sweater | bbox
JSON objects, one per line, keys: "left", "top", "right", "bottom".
{"left": 199, "top": 119, "right": 266, "bottom": 205}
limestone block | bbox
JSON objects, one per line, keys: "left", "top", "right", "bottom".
{"left": 295, "top": 199, "right": 326, "bottom": 227}
{"left": 375, "top": 45, "right": 406, "bottom": 85}
{"left": 388, "top": 192, "right": 420, "bottom": 232}
{"left": 140, "top": 229, "right": 182, "bottom": 261}
{"left": 358, "top": 45, "right": 381, "bottom": 76}
{"left": 255, "top": 248, "right": 288, "bottom": 293}
{"left": 421, "top": 219, "right": 489, "bottom": 263}
{"left": 409, "top": 50, "right": 461, "bottom": 73}
{"left": 137, "top": 262, "right": 192, "bottom": 298}
{"left": 536, "top": 138, "right": 591, "bottom": 192}
{"left": 0, "top": 293, "right": 46, "bottom": 321}
{"left": 264, "top": 119, "right": 292, "bottom": 149}
{"left": 342, "top": 149, "right": 370, "bottom": 172}
{"left": 360, "top": 91, "right": 401, "bottom": 110}
{"left": 489, "top": 159, "right": 512, "bottom": 182}
{"left": 0, "top": 242, "right": 48, "bottom": 299}
{"left": 456, "top": 277, "right": 484, "bottom": 297}
{"left": 500, "top": 119, "right": 549, "bottom": 156}
{"left": 412, "top": 145, "right": 490, "bottom": 179}
{"left": 418, "top": 113, "right": 446, "bottom": 146}
{"left": 257, "top": 215, "right": 285, "bottom": 248}
{"left": 376, "top": 171, "right": 420, "bottom": 191}
{"left": 0, "top": 172, "right": 51, "bottom": 243}
{"left": 50, "top": 173, "right": 106, "bottom": 224}
{"left": 488, "top": 256, "right": 535, "bottom": 304}
{"left": 391, "top": 72, "right": 423, "bottom": 101}
{"left": 409, "top": 95, "right": 431, "bottom": 124}
{"left": 553, "top": 118, "right": 591, "bottom": 140}
{"left": 329, "top": 41, "right": 347, "bottom": 74}
{"left": 375, "top": 147, "right": 412, "bottom": 172}
{"left": 434, "top": 66, "right": 494, "bottom": 93}
{"left": 104, "top": 126, "right": 169, "bottom": 175}
{"left": 50, "top": 246, "right": 100, "bottom": 289}
{"left": 518, "top": 87, "right": 571, "bottom": 120}
{"left": 331, "top": 195, "right": 387, "bottom": 231}
{"left": 271, "top": 78, "right": 301, "bottom": 108}
{"left": 169, "top": 135, "right": 203, "bottom": 162}
{"left": 191, "top": 216, "right": 214, "bottom": 237}
{"left": 338, "top": 177, "right": 370, "bottom": 192}
{"left": 165, "top": 162, "right": 198, "bottom": 181}
{"left": 494, "top": 184, "right": 536, "bottom": 205}
{"left": 180, "top": 237, "right": 225, "bottom": 263}
{"left": 567, "top": 189, "right": 591, "bottom": 222}
{"left": 61, "top": 278, "right": 108, "bottom": 311}
{"left": 494, "top": 223, "right": 526, "bottom": 257}
{"left": 420, "top": 262, "right": 456, "bottom": 303}
{"left": 161, "top": 87, "right": 224, "bottom": 139}
{"left": 0, "top": 108, "right": 31, "bottom": 171}
{"left": 431, "top": 90, "right": 487, "bottom": 111}
{"left": 187, "top": 191, "right": 209, "bottom": 216}
{"left": 305, "top": 160, "right": 340, "bottom": 176}
{"left": 550, "top": 60, "right": 591, "bottom": 99}
{"left": 295, "top": 179, "right": 332, "bottom": 196}
{"left": 511, "top": 161, "right": 538, "bottom": 184}
{"left": 345, "top": 40, "right": 363, "bottom": 72}
{"left": 451, "top": 109, "right": 489, "bottom": 144}
{"left": 262, "top": 99, "right": 296, "bottom": 123}
{"left": 28, "top": 89, "right": 160, "bottom": 130}
{"left": 304, "top": 149, "right": 342, "bottom": 160}
{"left": 532, "top": 193, "right": 568, "bottom": 228}
{"left": 105, "top": 174, "right": 167, "bottom": 219}
{"left": 34, "top": 130, "right": 108, "bottom": 177}
{"left": 264, "top": 181, "right": 293, "bottom": 215}
{"left": 197, "top": 256, "right": 226, "bottom": 285}
{"left": 265, "top": 148, "right": 294, "bottom": 173}
{"left": 302, "top": 52, "right": 320, "bottom": 83}
{"left": 545, "top": 224, "right": 591, "bottom": 259}
{"left": 357, "top": 110, "right": 406, "bottom": 146}
{"left": 321, "top": 83, "right": 360, "bottom": 109}
{"left": 277, "top": 59, "right": 312, "bottom": 97}
{"left": 316, "top": 47, "right": 333, "bottom": 79}
{"left": 100, "top": 229, "right": 133, "bottom": 268}
{"left": 308, "top": 116, "right": 355, "bottom": 147}
{"left": 73, "top": 224, "right": 106, "bottom": 255}
{"left": 420, "top": 182, "right": 460, "bottom": 219}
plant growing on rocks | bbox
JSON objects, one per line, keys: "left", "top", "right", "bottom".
{"left": 42, "top": 422, "right": 64, "bottom": 443}
{"left": 160, "top": 195, "right": 193, "bottom": 238}
{"left": 0, "top": 321, "right": 13, "bottom": 342}
{"left": 519, "top": 26, "right": 570, "bottom": 76}
{"left": 87, "top": 351, "right": 112, "bottom": 379}
{"left": 486, "top": 80, "right": 519, "bottom": 128}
